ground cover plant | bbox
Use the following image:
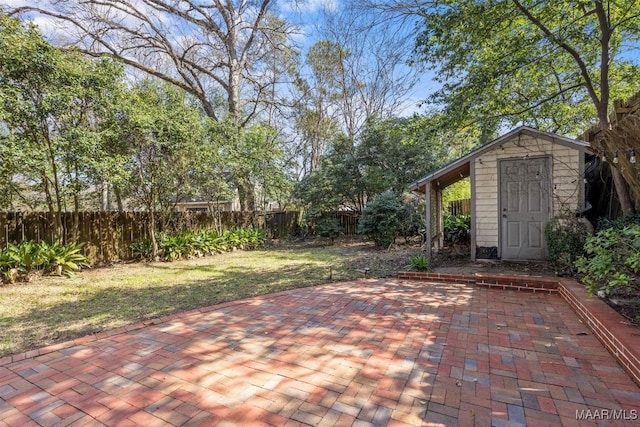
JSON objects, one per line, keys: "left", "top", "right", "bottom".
{"left": 544, "top": 216, "right": 590, "bottom": 272}
{"left": 131, "top": 228, "right": 265, "bottom": 261}
{"left": 0, "top": 237, "right": 419, "bottom": 358}
{"left": 575, "top": 223, "right": 640, "bottom": 325}
{"left": 0, "top": 241, "right": 87, "bottom": 283}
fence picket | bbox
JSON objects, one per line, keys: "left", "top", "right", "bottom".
{"left": 0, "top": 211, "right": 361, "bottom": 262}
{"left": 448, "top": 199, "right": 471, "bottom": 216}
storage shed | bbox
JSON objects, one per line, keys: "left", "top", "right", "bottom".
{"left": 409, "top": 126, "right": 591, "bottom": 261}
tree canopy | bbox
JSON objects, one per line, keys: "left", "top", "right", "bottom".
{"left": 410, "top": 0, "right": 640, "bottom": 213}
{"left": 0, "top": 15, "right": 125, "bottom": 238}
{"left": 408, "top": 1, "right": 640, "bottom": 133}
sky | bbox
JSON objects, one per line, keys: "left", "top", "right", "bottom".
{"left": 5, "top": 0, "right": 438, "bottom": 117}
{"left": 280, "top": 0, "right": 438, "bottom": 116}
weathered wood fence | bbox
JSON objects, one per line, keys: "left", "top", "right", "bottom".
{"left": 334, "top": 211, "right": 359, "bottom": 235}
{"left": 448, "top": 199, "right": 471, "bottom": 216}
{"left": 0, "top": 211, "right": 359, "bottom": 262}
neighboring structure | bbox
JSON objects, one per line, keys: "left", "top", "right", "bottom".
{"left": 174, "top": 199, "right": 240, "bottom": 212}
{"left": 409, "top": 126, "right": 591, "bottom": 261}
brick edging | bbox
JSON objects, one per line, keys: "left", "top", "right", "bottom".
{"left": 397, "top": 271, "right": 640, "bottom": 387}
{"left": 558, "top": 278, "right": 640, "bottom": 386}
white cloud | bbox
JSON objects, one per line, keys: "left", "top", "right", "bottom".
{"left": 1, "top": 0, "right": 34, "bottom": 8}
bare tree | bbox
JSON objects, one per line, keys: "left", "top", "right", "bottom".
{"left": 317, "top": 5, "right": 421, "bottom": 137}
{"left": 290, "top": 3, "right": 421, "bottom": 177}
{"left": 8, "top": 0, "right": 297, "bottom": 210}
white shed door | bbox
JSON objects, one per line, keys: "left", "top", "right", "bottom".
{"left": 500, "top": 157, "right": 550, "bottom": 260}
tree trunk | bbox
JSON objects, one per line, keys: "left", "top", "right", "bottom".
{"left": 42, "top": 174, "right": 62, "bottom": 243}
{"left": 72, "top": 193, "right": 79, "bottom": 242}
{"left": 101, "top": 180, "right": 109, "bottom": 211}
{"left": 598, "top": 111, "right": 636, "bottom": 216}
{"left": 237, "top": 175, "right": 256, "bottom": 211}
{"left": 114, "top": 187, "right": 124, "bottom": 212}
{"left": 149, "top": 208, "right": 159, "bottom": 261}
{"left": 609, "top": 161, "right": 635, "bottom": 216}
{"left": 72, "top": 161, "right": 80, "bottom": 242}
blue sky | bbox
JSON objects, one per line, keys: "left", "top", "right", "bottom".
{"left": 7, "top": 0, "right": 439, "bottom": 116}
{"left": 279, "top": 0, "right": 439, "bottom": 116}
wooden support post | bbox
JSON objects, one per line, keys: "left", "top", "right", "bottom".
{"left": 425, "top": 182, "right": 432, "bottom": 261}
{"left": 470, "top": 160, "right": 477, "bottom": 260}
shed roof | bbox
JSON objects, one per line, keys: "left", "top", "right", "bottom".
{"left": 408, "top": 125, "right": 591, "bottom": 193}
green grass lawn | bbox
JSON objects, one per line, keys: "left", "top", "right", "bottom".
{"left": 0, "top": 239, "right": 417, "bottom": 358}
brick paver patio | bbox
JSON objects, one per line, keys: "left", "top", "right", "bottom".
{"left": 1, "top": 278, "right": 639, "bottom": 426}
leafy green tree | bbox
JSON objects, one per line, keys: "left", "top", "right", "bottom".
{"left": 294, "top": 153, "right": 349, "bottom": 219}
{"left": 294, "top": 114, "right": 480, "bottom": 217}
{"left": 294, "top": 40, "right": 350, "bottom": 174}
{"left": 404, "top": 0, "right": 640, "bottom": 214}
{"left": 357, "top": 116, "right": 452, "bottom": 195}
{"left": 0, "top": 15, "right": 124, "bottom": 240}
{"left": 315, "top": 215, "right": 342, "bottom": 245}
{"left": 10, "top": 1, "right": 299, "bottom": 211}
{"left": 113, "top": 80, "right": 208, "bottom": 258}
{"left": 442, "top": 180, "right": 471, "bottom": 213}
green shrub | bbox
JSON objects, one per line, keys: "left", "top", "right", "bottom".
{"left": 575, "top": 224, "right": 640, "bottom": 296}
{"left": 596, "top": 214, "right": 640, "bottom": 232}
{"left": 358, "top": 190, "right": 404, "bottom": 247}
{"left": 0, "top": 241, "right": 88, "bottom": 282}
{"left": 130, "top": 228, "right": 265, "bottom": 262}
{"left": 410, "top": 254, "right": 430, "bottom": 271}
{"left": 544, "top": 216, "right": 590, "bottom": 271}
{"left": 315, "top": 215, "right": 342, "bottom": 244}
{"left": 400, "top": 198, "right": 424, "bottom": 240}
{"left": 41, "top": 242, "right": 88, "bottom": 276}
{"left": 3, "top": 241, "right": 47, "bottom": 274}
{"left": 444, "top": 214, "right": 470, "bottom": 244}
{"left": 131, "top": 239, "right": 153, "bottom": 259}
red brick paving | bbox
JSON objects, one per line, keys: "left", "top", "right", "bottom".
{"left": 1, "top": 279, "right": 639, "bottom": 426}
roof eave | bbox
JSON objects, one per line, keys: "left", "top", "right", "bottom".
{"left": 407, "top": 126, "right": 591, "bottom": 192}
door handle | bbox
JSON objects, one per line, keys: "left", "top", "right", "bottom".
{"left": 502, "top": 214, "right": 507, "bottom": 218}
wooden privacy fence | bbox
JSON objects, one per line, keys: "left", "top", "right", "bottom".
{"left": 334, "top": 211, "right": 359, "bottom": 235}
{"left": 0, "top": 210, "right": 360, "bottom": 263}
{"left": 0, "top": 211, "right": 302, "bottom": 262}
{"left": 448, "top": 198, "right": 471, "bottom": 216}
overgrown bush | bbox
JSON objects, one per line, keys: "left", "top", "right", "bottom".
{"left": 575, "top": 224, "right": 640, "bottom": 296}
{"left": 358, "top": 190, "right": 404, "bottom": 247}
{"left": 444, "top": 214, "right": 470, "bottom": 244}
{"left": 544, "top": 216, "right": 590, "bottom": 271}
{"left": 131, "top": 228, "right": 265, "bottom": 261}
{"left": 315, "top": 215, "right": 342, "bottom": 244}
{"left": 399, "top": 197, "right": 424, "bottom": 240}
{"left": 596, "top": 214, "right": 640, "bottom": 231}
{"left": 0, "top": 241, "right": 87, "bottom": 283}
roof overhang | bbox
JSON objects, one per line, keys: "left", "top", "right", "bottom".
{"left": 408, "top": 125, "right": 591, "bottom": 194}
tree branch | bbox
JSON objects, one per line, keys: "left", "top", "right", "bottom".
{"left": 512, "top": 0, "right": 601, "bottom": 110}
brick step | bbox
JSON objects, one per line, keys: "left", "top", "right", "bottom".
{"left": 397, "top": 271, "right": 558, "bottom": 292}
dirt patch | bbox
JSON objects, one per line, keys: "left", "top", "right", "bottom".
{"left": 430, "top": 247, "right": 558, "bottom": 277}
{"left": 603, "top": 293, "right": 640, "bottom": 327}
